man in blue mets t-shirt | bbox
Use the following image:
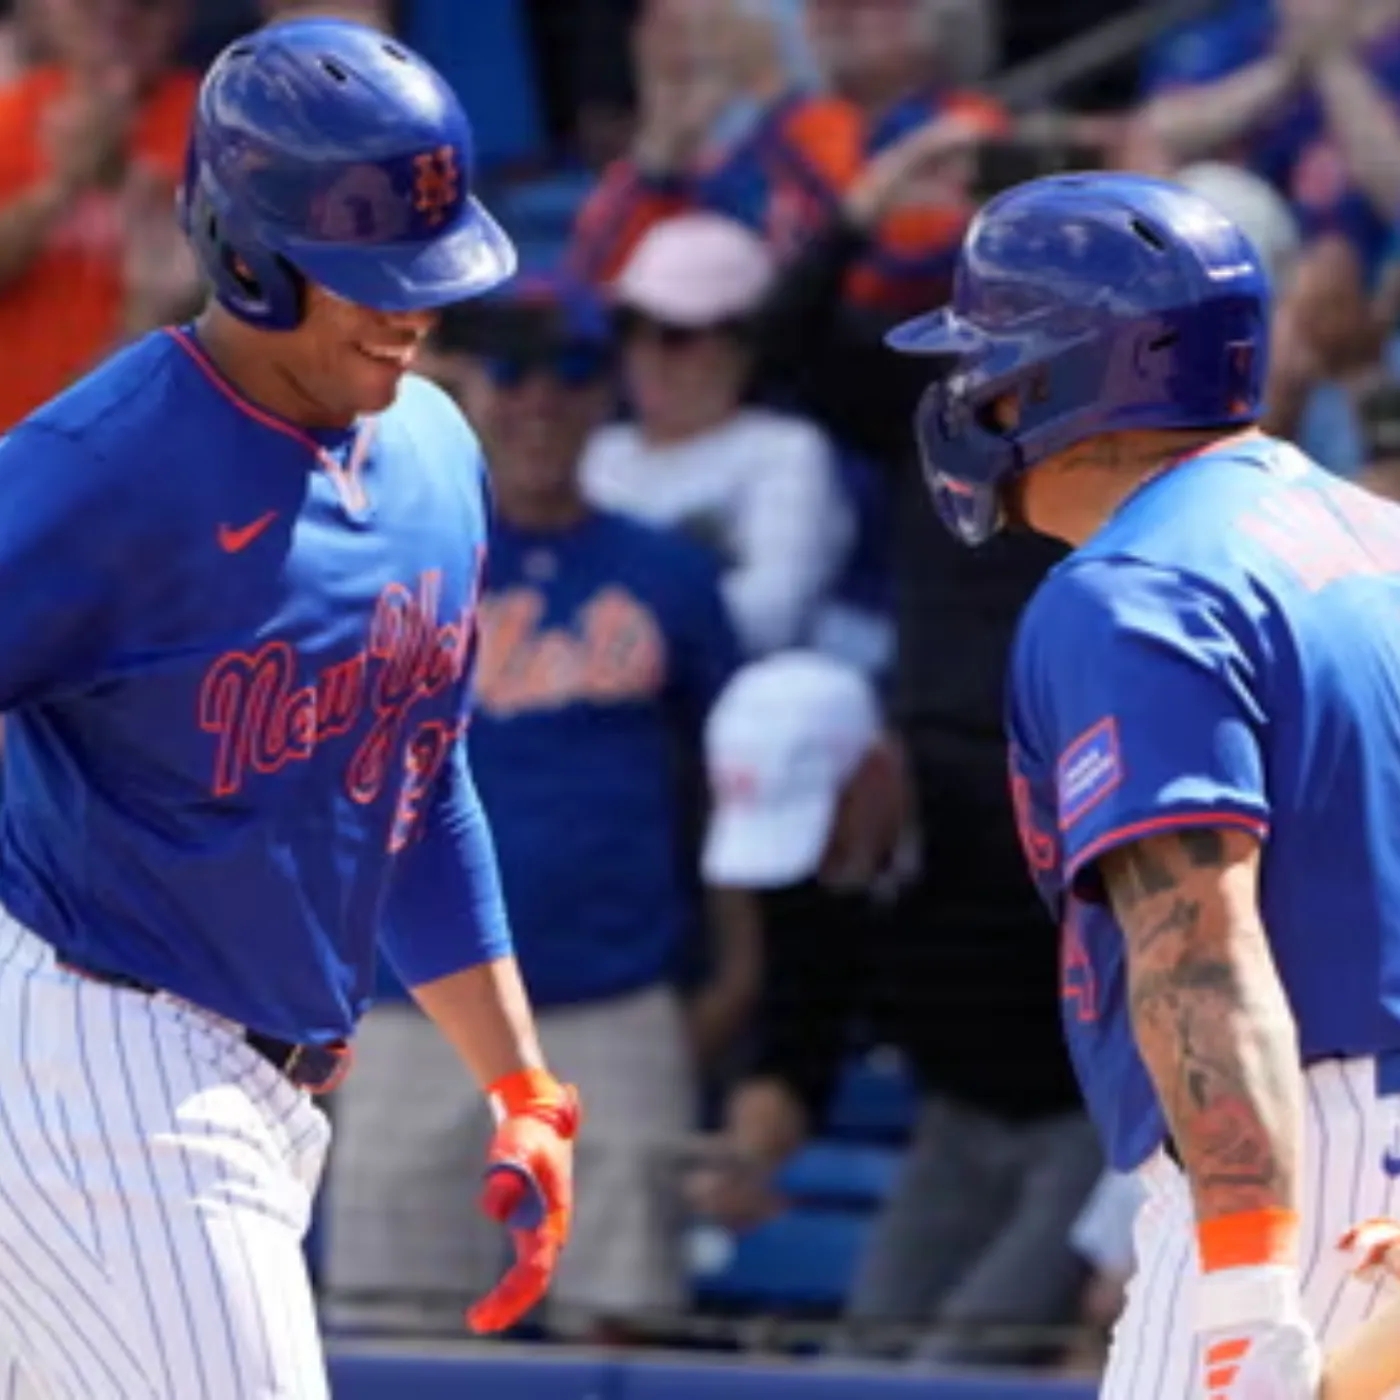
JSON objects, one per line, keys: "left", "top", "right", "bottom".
{"left": 890, "top": 172, "right": 1400, "bottom": 1399}
{"left": 325, "top": 274, "right": 741, "bottom": 1337}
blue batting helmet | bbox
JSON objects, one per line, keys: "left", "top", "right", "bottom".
{"left": 885, "top": 173, "right": 1271, "bottom": 546}
{"left": 179, "top": 18, "right": 516, "bottom": 331}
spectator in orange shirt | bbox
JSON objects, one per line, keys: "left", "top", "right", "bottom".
{"left": 570, "top": 0, "right": 1005, "bottom": 315}
{"left": 804, "top": 0, "right": 1006, "bottom": 312}
{"left": 0, "top": 0, "right": 200, "bottom": 431}
{"left": 570, "top": 0, "right": 864, "bottom": 286}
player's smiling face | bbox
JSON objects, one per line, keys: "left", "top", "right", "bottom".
{"left": 287, "top": 284, "right": 438, "bottom": 421}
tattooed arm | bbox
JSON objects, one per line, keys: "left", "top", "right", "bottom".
{"left": 1099, "top": 826, "right": 1302, "bottom": 1226}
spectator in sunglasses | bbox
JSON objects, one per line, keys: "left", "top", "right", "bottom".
{"left": 584, "top": 212, "right": 854, "bottom": 656}
{"left": 325, "top": 272, "right": 749, "bottom": 1343}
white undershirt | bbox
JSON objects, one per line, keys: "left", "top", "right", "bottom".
{"left": 581, "top": 408, "right": 854, "bottom": 656}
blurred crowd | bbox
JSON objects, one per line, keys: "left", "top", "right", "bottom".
{"left": 8, "top": 0, "right": 1400, "bottom": 1381}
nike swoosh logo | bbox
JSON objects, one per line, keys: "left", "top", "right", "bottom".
{"left": 218, "top": 510, "right": 278, "bottom": 554}
{"left": 1383, "top": 1150, "right": 1400, "bottom": 1177}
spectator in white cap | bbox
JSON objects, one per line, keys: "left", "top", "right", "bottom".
{"left": 702, "top": 648, "right": 903, "bottom": 890}
{"left": 582, "top": 213, "right": 854, "bottom": 657}
{"left": 690, "top": 651, "right": 1100, "bottom": 1367}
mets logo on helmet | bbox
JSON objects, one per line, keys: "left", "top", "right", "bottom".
{"left": 412, "top": 145, "right": 459, "bottom": 227}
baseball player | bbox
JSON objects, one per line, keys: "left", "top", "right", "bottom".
{"left": 0, "top": 18, "right": 579, "bottom": 1400}
{"left": 888, "top": 171, "right": 1400, "bottom": 1398}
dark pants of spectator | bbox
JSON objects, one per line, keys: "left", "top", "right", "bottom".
{"left": 842, "top": 1095, "right": 1103, "bottom": 1365}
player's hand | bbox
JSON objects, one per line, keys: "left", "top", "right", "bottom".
{"left": 1338, "top": 1217, "right": 1400, "bottom": 1284}
{"left": 629, "top": 1, "right": 731, "bottom": 174}
{"left": 1195, "top": 1266, "right": 1322, "bottom": 1399}
{"left": 683, "top": 1140, "right": 784, "bottom": 1231}
{"left": 466, "top": 1068, "right": 581, "bottom": 1334}
{"left": 843, "top": 113, "right": 983, "bottom": 228}
{"left": 1277, "top": 0, "right": 1361, "bottom": 64}
{"left": 42, "top": 67, "right": 136, "bottom": 194}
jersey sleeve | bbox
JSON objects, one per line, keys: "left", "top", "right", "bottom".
{"left": 664, "top": 541, "right": 742, "bottom": 729}
{"left": 1014, "top": 558, "right": 1270, "bottom": 897}
{"left": 724, "top": 421, "right": 853, "bottom": 653}
{"left": 379, "top": 730, "right": 514, "bottom": 988}
{"left": 0, "top": 422, "right": 136, "bottom": 708}
{"left": 380, "top": 444, "right": 513, "bottom": 988}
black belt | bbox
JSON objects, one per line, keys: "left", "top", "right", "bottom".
{"left": 58, "top": 957, "right": 352, "bottom": 1095}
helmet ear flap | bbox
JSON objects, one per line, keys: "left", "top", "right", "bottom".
{"left": 181, "top": 175, "right": 305, "bottom": 331}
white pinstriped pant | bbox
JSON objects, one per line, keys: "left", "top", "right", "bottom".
{"left": 0, "top": 911, "right": 331, "bottom": 1399}
{"left": 1102, "top": 1056, "right": 1400, "bottom": 1399}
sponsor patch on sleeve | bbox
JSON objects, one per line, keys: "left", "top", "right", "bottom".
{"left": 1056, "top": 718, "right": 1122, "bottom": 832}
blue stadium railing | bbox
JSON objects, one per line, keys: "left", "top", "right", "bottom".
{"left": 326, "top": 1346, "right": 1099, "bottom": 1400}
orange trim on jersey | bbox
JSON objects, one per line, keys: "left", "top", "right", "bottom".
{"left": 1198, "top": 1208, "right": 1300, "bottom": 1273}
{"left": 1111, "top": 428, "right": 1267, "bottom": 520}
{"left": 169, "top": 327, "right": 326, "bottom": 453}
{"left": 1069, "top": 809, "right": 1269, "bottom": 881}
{"left": 168, "top": 327, "right": 373, "bottom": 513}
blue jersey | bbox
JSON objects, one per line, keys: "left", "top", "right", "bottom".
{"left": 467, "top": 510, "right": 739, "bottom": 1007}
{"left": 0, "top": 328, "right": 511, "bottom": 1044}
{"left": 1008, "top": 435, "right": 1400, "bottom": 1171}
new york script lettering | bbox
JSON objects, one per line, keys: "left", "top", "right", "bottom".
{"left": 198, "top": 572, "right": 474, "bottom": 824}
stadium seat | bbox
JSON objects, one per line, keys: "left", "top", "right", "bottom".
{"left": 483, "top": 170, "right": 594, "bottom": 274}
{"left": 509, "top": 236, "right": 574, "bottom": 275}
{"left": 824, "top": 1051, "right": 920, "bottom": 1143}
{"left": 776, "top": 1142, "right": 901, "bottom": 1208}
{"left": 689, "top": 1210, "right": 870, "bottom": 1310}
{"left": 491, "top": 171, "right": 597, "bottom": 235}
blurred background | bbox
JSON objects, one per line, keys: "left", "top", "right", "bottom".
{"left": 4, "top": 0, "right": 1399, "bottom": 1396}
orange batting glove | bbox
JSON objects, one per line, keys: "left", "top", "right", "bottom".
{"left": 466, "top": 1068, "right": 582, "bottom": 1334}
